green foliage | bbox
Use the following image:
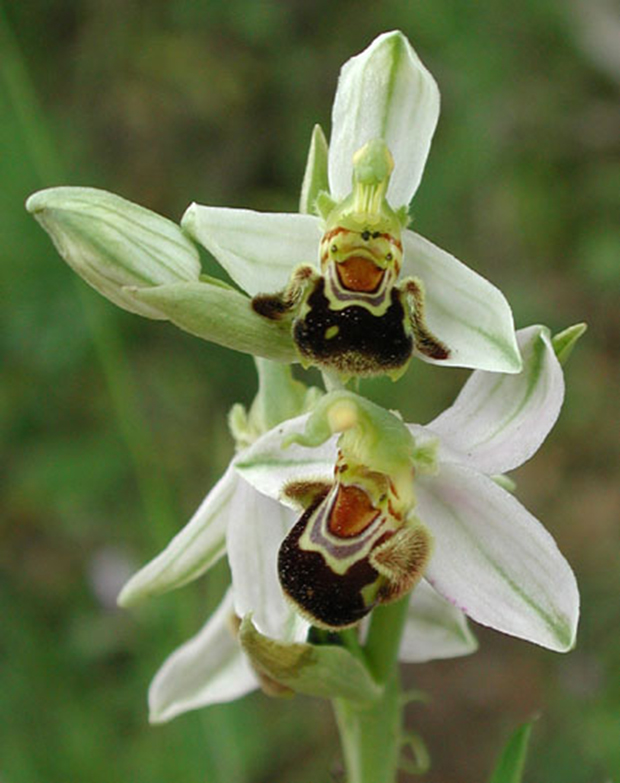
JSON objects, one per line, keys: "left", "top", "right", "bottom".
{"left": 489, "top": 722, "right": 534, "bottom": 783}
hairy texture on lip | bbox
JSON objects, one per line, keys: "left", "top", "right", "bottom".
{"left": 293, "top": 279, "right": 412, "bottom": 376}
{"left": 278, "top": 502, "right": 381, "bottom": 629}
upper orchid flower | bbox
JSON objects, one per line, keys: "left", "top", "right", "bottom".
{"left": 181, "top": 31, "right": 522, "bottom": 377}
{"left": 118, "top": 324, "right": 583, "bottom": 721}
{"left": 27, "top": 32, "right": 521, "bottom": 379}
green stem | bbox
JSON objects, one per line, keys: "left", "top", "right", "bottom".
{"left": 364, "top": 596, "right": 410, "bottom": 683}
{"left": 333, "top": 598, "right": 410, "bottom": 783}
{"left": 334, "top": 673, "right": 401, "bottom": 783}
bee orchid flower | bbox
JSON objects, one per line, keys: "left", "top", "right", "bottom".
{"left": 181, "top": 31, "right": 522, "bottom": 378}
{"left": 119, "top": 325, "right": 581, "bottom": 722}
{"left": 27, "top": 32, "right": 522, "bottom": 379}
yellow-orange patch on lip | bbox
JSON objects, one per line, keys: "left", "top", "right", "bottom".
{"left": 328, "top": 484, "right": 379, "bottom": 538}
{"left": 336, "top": 256, "right": 385, "bottom": 293}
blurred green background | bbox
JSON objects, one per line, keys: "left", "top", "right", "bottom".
{"left": 2, "top": 1, "right": 619, "bottom": 781}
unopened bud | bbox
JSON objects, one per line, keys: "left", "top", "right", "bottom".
{"left": 26, "top": 187, "right": 201, "bottom": 318}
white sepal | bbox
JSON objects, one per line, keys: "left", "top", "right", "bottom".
{"left": 227, "top": 480, "right": 308, "bottom": 642}
{"left": 402, "top": 230, "right": 522, "bottom": 373}
{"left": 117, "top": 466, "right": 237, "bottom": 607}
{"left": 182, "top": 204, "right": 321, "bottom": 295}
{"left": 329, "top": 31, "right": 440, "bottom": 207}
{"left": 427, "top": 326, "right": 564, "bottom": 474}
{"left": 148, "top": 589, "right": 258, "bottom": 723}
{"left": 418, "top": 462, "right": 579, "bottom": 652}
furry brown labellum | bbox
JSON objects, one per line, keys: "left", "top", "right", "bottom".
{"left": 278, "top": 467, "right": 432, "bottom": 630}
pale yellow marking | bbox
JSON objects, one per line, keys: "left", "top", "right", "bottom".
{"left": 327, "top": 400, "right": 358, "bottom": 433}
{"left": 325, "top": 325, "right": 339, "bottom": 340}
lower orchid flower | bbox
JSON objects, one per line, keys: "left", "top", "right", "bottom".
{"left": 118, "top": 324, "right": 582, "bottom": 722}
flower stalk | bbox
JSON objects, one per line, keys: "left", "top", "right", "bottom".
{"left": 334, "top": 674, "right": 402, "bottom": 783}
{"left": 334, "top": 599, "right": 412, "bottom": 783}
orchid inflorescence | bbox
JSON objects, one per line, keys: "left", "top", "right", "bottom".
{"left": 27, "top": 28, "right": 584, "bottom": 779}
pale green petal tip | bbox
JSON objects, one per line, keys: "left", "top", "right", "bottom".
{"left": 116, "top": 574, "right": 148, "bottom": 608}
{"left": 563, "top": 605, "right": 579, "bottom": 652}
{"left": 299, "top": 124, "right": 329, "bottom": 216}
{"left": 180, "top": 201, "right": 198, "bottom": 238}
{"left": 117, "top": 558, "right": 187, "bottom": 607}
{"left": 509, "top": 347, "right": 524, "bottom": 373}
{"left": 552, "top": 322, "right": 587, "bottom": 366}
{"left": 499, "top": 331, "right": 524, "bottom": 373}
{"left": 459, "top": 622, "right": 479, "bottom": 654}
{"left": 549, "top": 611, "right": 578, "bottom": 653}
{"left": 491, "top": 474, "right": 517, "bottom": 493}
{"left": 367, "top": 29, "right": 412, "bottom": 64}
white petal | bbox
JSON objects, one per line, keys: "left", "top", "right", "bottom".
{"left": 182, "top": 204, "right": 321, "bottom": 295}
{"left": 329, "top": 31, "right": 440, "bottom": 207}
{"left": 117, "top": 466, "right": 237, "bottom": 606}
{"left": 427, "top": 326, "right": 564, "bottom": 474}
{"left": 227, "top": 480, "right": 309, "bottom": 642}
{"left": 418, "top": 462, "right": 579, "bottom": 651}
{"left": 233, "top": 413, "right": 337, "bottom": 504}
{"left": 148, "top": 589, "right": 258, "bottom": 722}
{"left": 402, "top": 230, "right": 522, "bottom": 372}
{"left": 399, "top": 580, "right": 478, "bottom": 663}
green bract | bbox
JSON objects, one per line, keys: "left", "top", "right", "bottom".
{"left": 239, "top": 616, "right": 382, "bottom": 703}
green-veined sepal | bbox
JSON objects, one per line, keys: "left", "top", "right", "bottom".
{"left": 328, "top": 31, "right": 440, "bottom": 207}
{"left": 127, "top": 281, "right": 298, "bottom": 362}
{"left": 402, "top": 231, "right": 522, "bottom": 373}
{"left": 419, "top": 463, "right": 579, "bottom": 652}
{"left": 426, "top": 325, "right": 564, "bottom": 475}
{"left": 148, "top": 590, "right": 259, "bottom": 723}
